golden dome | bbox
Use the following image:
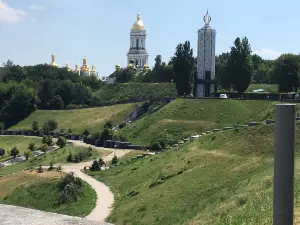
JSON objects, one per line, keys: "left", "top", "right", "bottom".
{"left": 115, "top": 64, "right": 121, "bottom": 72}
{"left": 81, "top": 57, "right": 89, "bottom": 72}
{"left": 66, "top": 62, "right": 71, "bottom": 71}
{"left": 143, "top": 64, "right": 149, "bottom": 68}
{"left": 50, "top": 53, "right": 58, "bottom": 67}
{"left": 74, "top": 65, "right": 79, "bottom": 72}
{"left": 91, "top": 64, "right": 96, "bottom": 73}
{"left": 132, "top": 13, "right": 145, "bottom": 30}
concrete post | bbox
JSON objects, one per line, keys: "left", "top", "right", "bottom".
{"left": 273, "top": 104, "right": 296, "bottom": 225}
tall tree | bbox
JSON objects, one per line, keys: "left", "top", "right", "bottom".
{"left": 227, "top": 37, "right": 253, "bottom": 94}
{"left": 172, "top": 41, "right": 195, "bottom": 95}
{"left": 274, "top": 54, "right": 300, "bottom": 92}
{"left": 215, "top": 53, "right": 231, "bottom": 91}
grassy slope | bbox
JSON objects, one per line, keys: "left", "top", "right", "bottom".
{"left": 89, "top": 124, "right": 300, "bottom": 225}
{"left": 119, "top": 99, "right": 278, "bottom": 145}
{"left": 92, "top": 83, "right": 177, "bottom": 104}
{"left": 0, "top": 136, "right": 111, "bottom": 176}
{"left": 0, "top": 171, "right": 96, "bottom": 217}
{"left": 218, "top": 84, "right": 278, "bottom": 93}
{"left": 9, "top": 103, "right": 137, "bottom": 134}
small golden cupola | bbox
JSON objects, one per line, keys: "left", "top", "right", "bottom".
{"left": 115, "top": 64, "right": 121, "bottom": 72}
{"left": 80, "top": 57, "right": 89, "bottom": 73}
{"left": 74, "top": 64, "right": 79, "bottom": 73}
{"left": 65, "top": 62, "right": 71, "bottom": 72}
{"left": 50, "top": 53, "right": 58, "bottom": 67}
{"left": 132, "top": 12, "right": 145, "bottom": 30}
{"left": 90, "top": 64, "right": 96, "bottom": 75}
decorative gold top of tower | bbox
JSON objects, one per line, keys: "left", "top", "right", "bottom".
{"left": 203, "top": 10, "right": 211, "bottom": 28}
{"left": 80, "top": 57, "right": 89, "bottom": 73}
{"left": 91, "top": 64, "right": 96, "bottom": 73}
{"left": 115, "top": 64, "right": 121, "bottom": 72}
{"left": 132, "top": 12, "right": 145, "bottom": 30}
{"left": 65, "top": 62, "right": 71, "bottom": 72}
{"left": 50, "top": 53, "right": 58, "bottom": 67}
{"left": 74, "top": 64, "right": 79, "bottom": 72}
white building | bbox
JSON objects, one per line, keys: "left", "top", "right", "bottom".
{"left": 127, "top": 13, "right": 149, "bottom": 69}
{"left": 195, "top": 11, "right": 217, "bottom": 97}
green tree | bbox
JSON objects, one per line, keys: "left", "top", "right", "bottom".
{"left": 90, "top": 160, "right": 100, "bottom": 171}
{"left": 111, "top": 155, "right": 118, "bottom": 165}
{"left": 66, "top": 152, "right": 73, "bottom": 162}
{"left": 83, "top": 129, "right": 89, "bottom": 136}
{"left": 57, "top": 136, "right": 67, "bottom": 148}
{"left": 42, "top": 136, "right": 52, "bottom": 146}
{"left": 31, "top": 121, "right": 39, "bottom": 131}
{"left": 0, "top": 148, "right": 5, "bottom": 158}
{"left": 216, "top": 53, "right": 231, "bottom": 91}
{"left": 42, "top": 119, "right": 57, "bottom": 132}
{"left": 28, "top": 142, "right": 35, "bottom": 151}
{"left": 227, "top": 37, "right": 253, "bottom": 94}
{"left": 24, "top": 151, "right": 31, "bottom": 160}
{"left": 49, "top": 95, "right": 64, "bottom": 109}
{"left": 98, "top": 157, "right": 105, "bottom": 167}
{"left": 274, "top": 54, "right": 300, "bottom": 92}
{"left": 172, "top": 41, "right": 195, "bottom": 95}
{"left": 10, "top": 147, "right": 19, "bottom": 158}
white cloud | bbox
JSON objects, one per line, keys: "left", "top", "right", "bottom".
{"left": 28, "top": 4, "right": 44, "bottom": 10}
{"left": 253, "top": 48, "right": 282, "bottom": 60}
{"left": 0, "top": 0, "right": 26, "bottom": 23}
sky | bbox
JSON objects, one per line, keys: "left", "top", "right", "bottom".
{"left": 0, "top": 0, "right": 299, "bottom": 77}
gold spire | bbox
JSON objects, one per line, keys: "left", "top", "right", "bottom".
{"left": 132, "top": 12, "right": 145, "bottom": 30}
{"left": 115, "top": 64, "right": 121, "bottom": 72}
{"left": 80, "top": 57, "right": 89, "bottom": 73}
{"left": 50, "top": 53, "right": 58, "bottom": 67}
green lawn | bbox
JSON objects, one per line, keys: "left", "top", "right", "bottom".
{"left": 218, "top": 84, "right": 279, "bottom": 93}
{"left": 118, "top": 98, "right": 279, "bottom": 145}
{"left": 0, "top": 136, "right": 111, "bottom": 176}
{"left": 9, "top": 103, "right": 138, "bottom": 134}
{"left": 0, "top": 171, "right": 96, "bottom": 217}
{"left": 91, "top": 83, "right": 177, "bottom": 104}
{"left": 89, "top": 124, "right": 300, "bottom": 225}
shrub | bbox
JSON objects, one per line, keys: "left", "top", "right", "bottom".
{"left": 118, "top": 122, "right": 126, "bottom": 129}
{"left": 66, "top": 152, "right": 73, "bottom": 162}
{"left": 28, "top": 142, "right": 35, "bottom": 151}
{"left": 10, "top": 147, "right": 19, "bottom": 158}
{"left": 48, "top": 161, "right": 54, "bottom": 170}
{"left": 24, "top": 151, "right": 31, "bottom": 160}
{"left": 68, "top": 128, "right": 72, "bottom": 134}
{"left": 149, "top": 132, "right": 176, "bottom": 151}
{"left": 57, "top": 136, "right": 67, "bottom": 148}
{"left": 40, "top": 144, "right": 48, "bottom": 152}
{"left": 104, "top": 121, "right": 113, "bottom": 129}
{"left": 112, "top": 155, "right": 118, "bottom": 165}
{"left": 31, "top": 121, "right": 39, "bottom": 131}
{"left": 58, "top": 172, "right": 84, "bottom": 204}
{"left": 37, "top": 165, "right": 43, "bottom": 173}
{"left": 83, "top": 129, "right": 89, "bottom": 136}
{"left": 90, "top": 160, "right": 100, "bottom": 171}
{"left": 98, "top": 157, "right": 105, "bottom": 167}
{"left": 60, "top": 128, "right": 64, "bottom": 133}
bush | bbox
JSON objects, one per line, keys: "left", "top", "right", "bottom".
{"left": 42, "top": 135, "right": 53, "bottom": 146}
{"left": 118, "top": 122, "right": 126, "bottom": 129}
{"left": 98, "top": 157, "right": 105, "bottom": 167}
{"left": 24, "top": 151, "right": 31, "bottom": 160}
{"left": 60, "top": 128, "right": 64, "bottom": 133}
{"left": 83, "top": 129, "right": 89, "bottom": 136}
{"left": 68, "top": 128, "right": 72, "bottom": 134}
{"left": 57, "top": 136, "right": 67, "bottom": 148}
{"left": 40, "top": 144, "right": 48, "bottom": 152}
{"left": 37, "top": 165, "right": 43, "bottom": 173}
{"left": 112, "top": 155, "right": 118, "bottom": 165}
{"left": 149, "top": 132, "right": 176, "bottom": 151}
{"left": 66, "top": 152, "right": 73, "bottom": 162}
{"left": 48, "top": 161, "right": 54, "bottom": 170}
{"left": 104, "top": 121, "right": 113, "bottom": 129}
{"left": 90, "top": 160, "right": 100, "bottom": 171}
{"left": 58, "top": 172, "right": 84, "bottom": 204}
{"left": 42, "top": 119, "right": 57, "bottom": 132}
{"left": 31, "top": 121, "right": 39, "bottom": 131}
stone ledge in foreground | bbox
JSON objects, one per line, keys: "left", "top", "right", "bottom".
{"left": 0, "top": 204, "right": 114, "bottom": 225}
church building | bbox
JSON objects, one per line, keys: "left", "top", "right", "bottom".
{"left": 127, "top": 13, "right": 149, "bottom": 69}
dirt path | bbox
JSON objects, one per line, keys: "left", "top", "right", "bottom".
{"left": 63, "top": 140, "right": 132, "bottom": 222}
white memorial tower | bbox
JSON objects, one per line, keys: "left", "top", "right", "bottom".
{"left": 127, "top": 13, "right": 149, "bottom": 69}
{"left": 195, "top": 11, "right": 217, "bottom": 97}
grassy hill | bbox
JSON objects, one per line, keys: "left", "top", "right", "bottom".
{"left": 0, "top": 170, "right": 96, "bottom": 217}
{"left": 118, "top": 99, "right": 278, "bottom": 145}
{"left": 92, "top": 83, "right": 177, "bottom": 104}
{"left": 0, "top": 136, "right": 111, "bottom": 176}
{"left": 9, "top": 103, "right": 137, "bottom": 134}
{"left": 89, "top": 124, "right": 300, "bottom": 225}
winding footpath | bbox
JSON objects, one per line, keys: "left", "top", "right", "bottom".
{"left": 64, "top": 140, "right": 132, "bottom": 222}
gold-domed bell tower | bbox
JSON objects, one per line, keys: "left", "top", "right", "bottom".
{"left": 80, "top": 57, "right": 89, "bottom": 75}
{"left": 143, "top": 64, "right": 149, "bottom": 72}
{"left": 50, "top": 53, "right": 58, "bottom": 67}
{"left": 115, "top": 64, "right": 121, "bottom": 72}
{"left": 127, "top": 12, "right": 148, "bottom": 69}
